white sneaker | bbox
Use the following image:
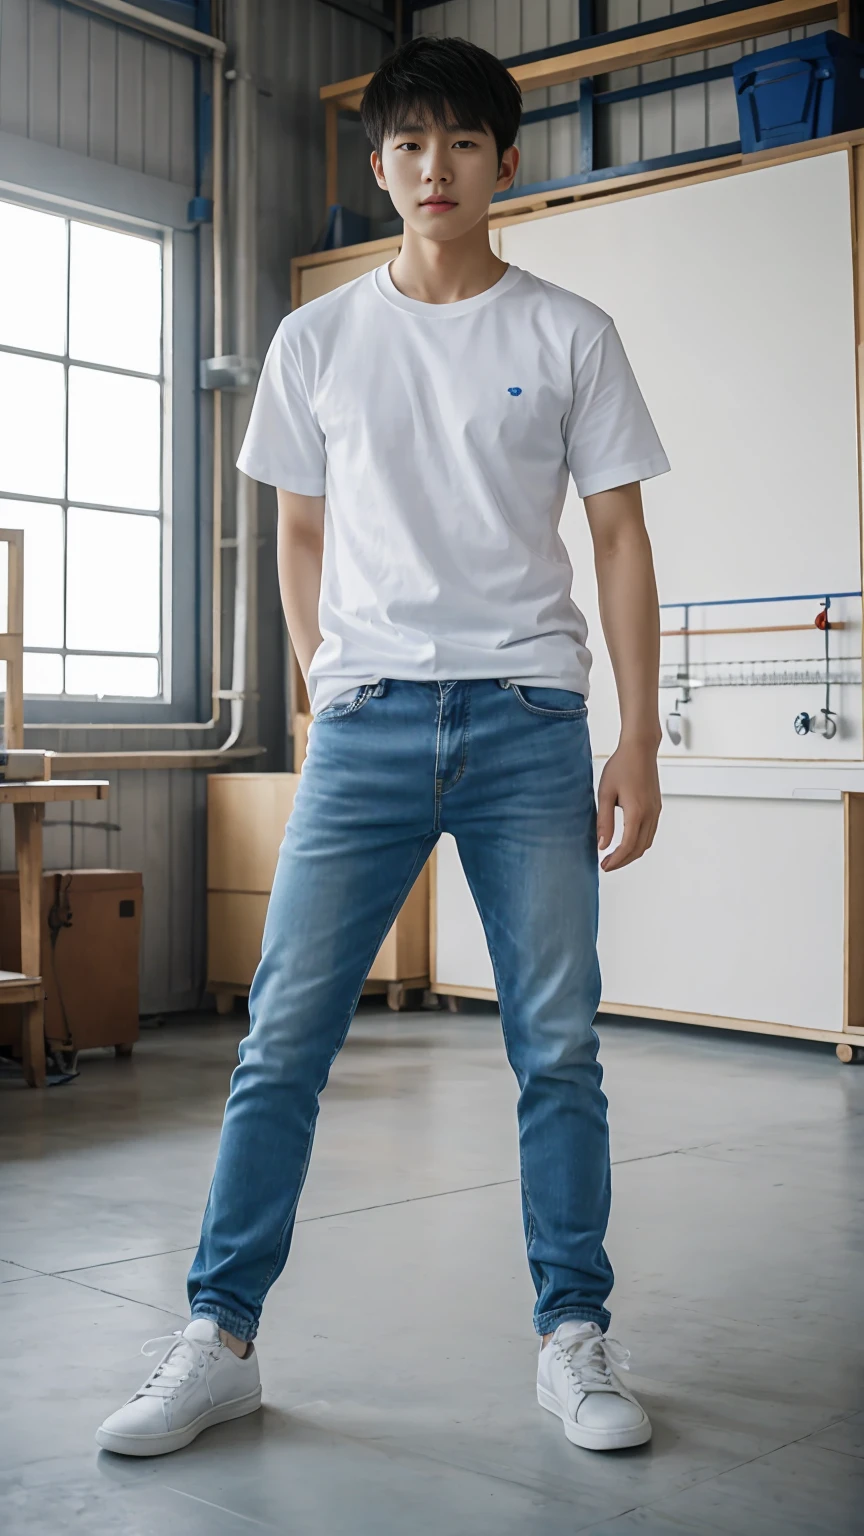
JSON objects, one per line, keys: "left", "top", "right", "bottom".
{"left": 96, "top": 1317, "right": 262, "bottom": 1457}
{"left": 537, "top": 1320, "right": 651, "bottom": 1451}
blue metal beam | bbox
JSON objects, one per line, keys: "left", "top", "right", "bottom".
{"left": 493, "top": 140, "right": 740, "bottom": 203}
{"left": 578, "top": 0, "right": 595, "bottom": 177}
{"left": 316, "top": 0, "right": 395, "bottom": 34}
{"left": 661, "top": 590, "right": 862, "bottom": 608}
{"left": 408, "top": 0, "right": 784, "bottom": 67}
{"left": 522, "top": 60, "right": 736, "bottom": 124}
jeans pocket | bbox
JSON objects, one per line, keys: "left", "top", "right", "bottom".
{"left": 313, "top": 684, "right": 377, "bottom": 722}
{"left": 507, "top": 683, "right": 588, "bottom": 719}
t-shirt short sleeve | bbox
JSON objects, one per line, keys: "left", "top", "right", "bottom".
{"left": 564, "top": 321, "right": 670, "bottom": 499}
{"left": 236, "top": 322, "right": 326, "bottom": 495}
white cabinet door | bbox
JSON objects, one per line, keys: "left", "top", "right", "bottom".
{"left": 433, "top": 797, "right": 847, "bottom": 1034}
{"left": 598, "top": 795, "right": 845, "bottom": 1032}
{"left": 433, "top": 833, "right": 494, "bottom": 991}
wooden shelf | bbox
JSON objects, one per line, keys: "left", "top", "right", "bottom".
{"left": 0, "top": 780, "right": 108, "bottom": 804}
{"left": 320, "top": 0, "right": 838, "bottom": 112}
{"left": 45, "top": 749, "right": 263, "bottom": 773}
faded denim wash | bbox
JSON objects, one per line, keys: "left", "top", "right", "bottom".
{"left": 188, "top": 678, "right": 613, "bottom": 1340}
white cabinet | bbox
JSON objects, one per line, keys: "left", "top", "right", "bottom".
{"left": 430, "top": 786, "right": 864, "bottom": 1054}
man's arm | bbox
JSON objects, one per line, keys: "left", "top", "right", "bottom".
{"left": 276, "top": 488, "right": 325, "bottom": 690}
{"left": 583, "top": 480, "right": 662, "bottom": 873}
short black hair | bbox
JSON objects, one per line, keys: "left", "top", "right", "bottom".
{"left": 360, "top": 36, "right": 522, "bottom": 165}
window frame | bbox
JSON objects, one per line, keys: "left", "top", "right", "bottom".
{"left": 0, "top": 176, "right": 207, "bottom": 727}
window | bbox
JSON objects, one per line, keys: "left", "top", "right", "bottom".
{"left": 0, "top": 198, "right": 166, "bottom": 700}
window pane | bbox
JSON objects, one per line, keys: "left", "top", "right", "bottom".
{"left": 69, "top": 223, "right": 162, "bottom": 374}
{"left": 0, "top": 201, "right": 67, "bottom": 355}
{"left": 67, "top": 368, "right": 161, "bottom": 510}
{"left": 0, "top": 354, "right": 65, "bottom": 498}
{"left": 65, "top": 654, "right": 159, "bottom": 698}
{"left": 24, "top": 652, "right": 63, "bottom": 695}
{"left": 0, "top": 502, "right": 64, "bottom": 647}
{"left": 66, "top": 507, "right": 160, "bottom": 654}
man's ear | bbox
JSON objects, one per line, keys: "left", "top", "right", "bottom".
{"left": 496, "top": 144, "right": 520, "bottom": 193}
{"left": 370, "top": 150, "right": 388, "bottom": 191}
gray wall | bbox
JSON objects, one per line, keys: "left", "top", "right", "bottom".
{"left": 0, "top": 0, "right": 196, "bottom": 180}
{"left": 0, "top": 0, "right": 388, "bottom": 1013}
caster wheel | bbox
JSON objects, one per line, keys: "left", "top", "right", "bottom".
{"left": 446, "top": 995, "right": 461, "bottom": 1014}
{"left": 387, "top": 983, "right": 405, "bottom": 1012}
{"left": 215, "top": 992, "right": 236, "bottom": 1016}
{"left": 836, "top": 1043, "right": 864, "bottom": 1064}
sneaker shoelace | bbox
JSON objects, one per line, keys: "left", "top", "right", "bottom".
{"left": 134, "top": 1332, "right": 220, "bottom": 1403}
{"left": 555, "top": 1332, "right": 631, "bottom": 1395}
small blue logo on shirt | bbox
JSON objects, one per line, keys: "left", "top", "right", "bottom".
{"left": 508, "top": 386, "right": 523, "bottom": 396}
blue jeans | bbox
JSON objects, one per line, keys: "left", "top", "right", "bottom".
{"left": 188, "top": 679, "right": 613, "bottom": 1341}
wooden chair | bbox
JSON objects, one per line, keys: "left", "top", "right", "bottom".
{"left": 0, "top": 529, "right": 46, "bottom": 1086}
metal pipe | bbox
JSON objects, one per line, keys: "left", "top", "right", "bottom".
{"left": 220, "top": 0, "right": 259, "bottom": 754}
{"left": 63, "top": 0, "right": 227, "bottom": 56}
{"left": 660, "top": 589, "right": 862, "bottom": 609}
{"left": 660, "top": 622, "right": 848, "bottom": 637}
{"left": 25, "top": 4, "right": 233, "bottom": 743}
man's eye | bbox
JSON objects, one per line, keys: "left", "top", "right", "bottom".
{"left": 454, "top": 140, "right": 477, "bottom": 149}
{"left": 397, "top": 141, "right": 421, "bottom": 151}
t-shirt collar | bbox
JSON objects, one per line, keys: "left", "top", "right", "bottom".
{"left": 374, "top": 259, "right": 523, "bottom": 318}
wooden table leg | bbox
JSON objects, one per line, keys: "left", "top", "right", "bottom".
{"left": 21, "top": 997, "right": 46, "bottom": 1088}
{"left": 14, "top": 802, "right": 45, "bottom": 1088}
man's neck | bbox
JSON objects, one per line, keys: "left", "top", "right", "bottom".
{"left": 389, "top": 223, "right": 508, "bottom": 305}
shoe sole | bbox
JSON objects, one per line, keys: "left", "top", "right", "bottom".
{"left": 537, "top": 1384, "right": 652, "bottom": 1451}
{"left": 95, "top": 1386, "right": 263, "bottom": 1457}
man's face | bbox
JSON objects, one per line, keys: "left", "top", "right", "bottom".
{"left": 371, "top": 108, "right": 519, "bottom": 242}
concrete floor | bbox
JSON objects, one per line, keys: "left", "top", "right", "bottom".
{"left": 1, "top": 1004, "right": 862, "bottom": 1535}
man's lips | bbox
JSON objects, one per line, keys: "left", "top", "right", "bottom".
{"left": 421, "top": 198, "right": 457, "bottom": 209}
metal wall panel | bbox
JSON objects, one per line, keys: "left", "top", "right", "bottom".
{"left": 0, "top": 2, "right": 390, "bottom": 1015}
{"left": 256, "top": 0, "right": 391, "bottom": 341}
{"left": 413, "top": 0, "right": 832, "bottom": 184}
{"left": 0, "top": 0, "right": 195, "bottom": 185}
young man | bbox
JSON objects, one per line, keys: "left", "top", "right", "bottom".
{"left": 97, "top": 36, "right": 667, "bottom": 1459}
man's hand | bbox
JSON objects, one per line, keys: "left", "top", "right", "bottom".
{"left": 596, "top": 737, "right": 662, "bottom": 873}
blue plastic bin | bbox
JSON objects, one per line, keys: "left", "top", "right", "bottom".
{"left": 733, "top": 31, "right": 864, "bottom": 153}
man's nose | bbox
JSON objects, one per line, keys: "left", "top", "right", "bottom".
{"left": 422, "top": 154, "right": 451, "bottom": 184}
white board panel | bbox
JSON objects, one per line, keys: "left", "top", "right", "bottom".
{"left": 434, "top": 832, "right": 494, "bottom": 991}
{"left": 432, "top": 797, "right": 847, "bottom": 1034}
{"left": 597, "top": 795, "right": 846, "bottom": 1032}
{"left": 499, "top": 152, "right": 862, "bottom": 760}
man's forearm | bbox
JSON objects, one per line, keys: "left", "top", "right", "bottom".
{"left": 276, "top": 489, "right": 325, "bottom": 689}
{"left": 584, "top": 482, "right": 662, "bottom": 869}
{"left": 586, "top": 484, "right": 661, "bottom": 746}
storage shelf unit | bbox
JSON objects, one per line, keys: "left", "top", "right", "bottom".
{"left": 207, "top": 774, "right": 430, "bottom": 1014}
{"left": 317, "top": 0, "right": 842, "bottom": 209}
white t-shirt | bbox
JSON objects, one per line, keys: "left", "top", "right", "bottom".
{"left": 237, "top": 261, "right": 670, "bottom": 715}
